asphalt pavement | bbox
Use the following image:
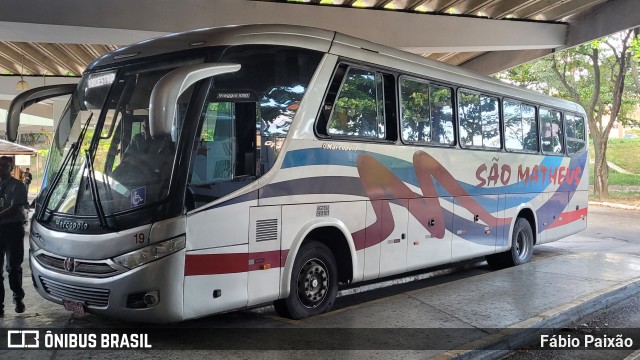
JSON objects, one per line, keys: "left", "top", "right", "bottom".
{"left": 1, "top": 205, "right": 640, "bottom": 360}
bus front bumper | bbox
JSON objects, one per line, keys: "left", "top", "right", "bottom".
{"left": 30, "top": 250, "right": 186, "bottom": 323}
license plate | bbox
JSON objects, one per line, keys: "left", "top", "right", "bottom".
{"left": 63, "top": 300, "right": 86, "bottom": 316}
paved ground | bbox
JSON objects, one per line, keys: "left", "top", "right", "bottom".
{"left": 501, "top": 293, "right": 640, "bottom": 360}
{"left": 1, "top": 205, "right": 640, "bottom": 360}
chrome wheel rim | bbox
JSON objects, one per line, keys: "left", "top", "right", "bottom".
{"left": 296, "top": 258, "right": 329, "bottom": 309}
{"left": 515, "top": 230, "right": 530, "bottom": 261}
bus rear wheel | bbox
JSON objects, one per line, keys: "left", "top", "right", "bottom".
{"left": 274, "top": 241, "right": 338, "bottom": 320}
{"left": 486, "top": 217, "right": 534, "bottom": 269}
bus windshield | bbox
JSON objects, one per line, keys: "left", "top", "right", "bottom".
{"left": 41, "top": 44, "right": 324, "bottom": 221}
{"left": 44, "top": 59, "right": 201, "bottom": 217}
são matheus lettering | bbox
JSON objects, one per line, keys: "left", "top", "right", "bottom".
{"left": 540, "top": 334, "right": 633, "bottom": 348}
{"left": 43, "top": 331, "right": 152, "bottom": 349}
{"left": 475, "top": 162, "right": 582, "bottom": 187}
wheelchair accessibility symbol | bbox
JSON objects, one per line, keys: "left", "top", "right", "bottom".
{"left": 131, "top": 187, "right": 146, "bottom": 208}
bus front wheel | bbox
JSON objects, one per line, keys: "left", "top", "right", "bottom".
{"left": 274, "top": 241, "right": 338, "bottom": 320}
{"left": 486, "top": 217, "right": 534, "bottom": 269}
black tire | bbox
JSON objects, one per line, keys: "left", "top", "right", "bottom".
{"left": 273, "top": 241, "right": 338, "bottom": 320}
{"left": 485, "top": 217, "right": 534, "bottom": 269}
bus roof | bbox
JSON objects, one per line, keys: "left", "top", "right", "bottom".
{"left": 88, "top": 24, "right": 584, "bottom": 114}
{"left": 87, "top": 24, "right": 336, "bottom": 71}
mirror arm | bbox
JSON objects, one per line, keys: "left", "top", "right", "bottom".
{"left": 148, "top": 63, "right": 241, "bottom": 139}
{"left": 6, "top": 84, "right": 77, "bottom": 142}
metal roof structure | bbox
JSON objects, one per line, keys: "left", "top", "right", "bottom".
{"left": 0, "top": 42, "right": 117, "bottom": 77}
{"left": 254, "top": 0, "right": 609, "bottom": 66}
{"left": 0, "top": 0, "right": 634, "bottom": 79}
{"left": 0, "top": 138, "right": 36, "bottom": 154}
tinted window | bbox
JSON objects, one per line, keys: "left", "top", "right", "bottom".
{"left": 327, "top": 67, "right": 385, "bottom": 139}
{"left": 458, "top": 90, "right": 500, "bottom": 149}
{"left": 540, "top": 108, "right": 563, "bottom": 154}
{"left": 186, "top": 46, "right": 322, "bottom": 209}
{"left": 504, "top": 100, "right": 538, "bottom": 152}
{"left": 188, "top": 101, "right": 258, "bottom": 209}
{"left": 400, "top": 77, "right": 454, "bottom": 145}
{"left": 216, "top": 45, "right": 322, "bottom": 173}
{"left": 565, "top": 113, "right": 586, "bottom": 155}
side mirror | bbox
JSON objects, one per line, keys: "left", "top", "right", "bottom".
{"left": 6, "top": 84, "right": 77, "bottom": 142}
{"left": 148, "top": 63, "right": 241, "bottom": 139}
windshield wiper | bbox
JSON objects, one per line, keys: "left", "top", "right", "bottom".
{"left": 84, "top": 150, "right": 109, "bottom": 229}
{"left": 36, "top": 112, "right": 94, "bottom": 222}
{"left": 67, "top": 113, "right": 93, "bottom": 183}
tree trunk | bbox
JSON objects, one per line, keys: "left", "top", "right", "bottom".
{"left": 592, "top": 131, "right": 609, "bottom": 199}
{"left": 587, "top": 112, "right": 604, "bottom": 197}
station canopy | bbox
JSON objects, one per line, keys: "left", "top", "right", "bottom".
{"left": 0, "top": 0, "right": 636, "bottom": 80}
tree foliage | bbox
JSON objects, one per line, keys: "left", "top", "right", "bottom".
{"left": 498, "top": 29, "right": 640, "bottom": 198}
{"left": 327, "top": 68, "right": 385, "bottom": 138}
{"left": 400, "top": 79, "right": 454, "bottom": 144}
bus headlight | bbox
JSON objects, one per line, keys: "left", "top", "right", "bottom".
{"left": 113, "top": 235, "right": 186, "bottom": 270}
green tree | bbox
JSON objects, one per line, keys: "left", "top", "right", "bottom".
{"left": 328, "top": 68, "right": 384, "bottom": 138}
{"left": 400, "top": 79, "right": 454, "bottom": 144}
{"left": 499, "top": 29, "right": 640, "bottom": 198}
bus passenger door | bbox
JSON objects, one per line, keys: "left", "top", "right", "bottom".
{"left": 451, "top": 195, "right": 498, "bottom": 261}
{"left": 406, "top": 197, "right": 453, "bottom": 271}
{"left": 247, "top": 206, "right": 282, "bottom": 306}
{"left": 378, "top": 200, "right": 409, "bottom": 278}
{"left": 183, "top": 100, "right": 261, "bottom": 318}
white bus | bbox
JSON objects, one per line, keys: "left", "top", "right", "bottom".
{"left": 7, "top": 25, "right": 588, "bottom": 322}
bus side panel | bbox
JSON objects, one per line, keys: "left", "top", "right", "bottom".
{"left": 378, "top": 200, "right": 409, "bottom": 278}
{"left": 281, "top": 201, "right": 365, "bottom": 286}
{"left": 247, "top": 205, "right": 282, "bottom": 307}
{"left": 406, "top": 197, "right": 453, "bottom": 271}
{"left": 451, "top": 195, "right": 499, "bottom": 262}
{"left": 183, "top": 245, "right": 249, "bottom": 320}
{"left": 497, "top": 194, "right": 507, "bottom": 253}
{"left": 185, "top": 201, "right": 255, "bottom": 250}
{"left": 183, "top": 200, "right": 256, "bottom": 318}
{"left": 542, "top": 190, "right": 588, "bottom": 244}
{"left": 537, "top": 191, "right": 569, "bottom": 244}
{"left": 362, "top": 200, "right": 382, "bottom": 281}
{"left": 564, "top": 190, "right": 588, "bottom": 234}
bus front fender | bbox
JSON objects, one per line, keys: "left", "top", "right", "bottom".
{"left": 280, "top": 218, "right": 358, "bottom": 299}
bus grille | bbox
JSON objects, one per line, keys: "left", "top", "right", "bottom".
{"left": 36, "top": 254, "right": 118, "bottom": 276}
{"left": 36, "top": 253, "right": 65, "bottom": 269}
{"left": 39, "top": 277, "right": 110, "bottom": 307}
{"left": 256, "top": 219, "right": 278, "bottom": 242}
{"left": 75, "top": 262, "right": 117, "bottom": 275}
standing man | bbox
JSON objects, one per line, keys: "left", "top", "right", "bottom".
{"left": 22, "top": 167, "right": 32, "bottom": 194}
{"left": 0, "top": 156, "right": 27, "bottom": 315}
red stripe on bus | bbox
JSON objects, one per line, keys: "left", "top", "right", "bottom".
{"left": 185, "top": 250, "right": 287, "bottom": 276}
{"left": 185, "top": 253, "right": 248, "bottom": 276}
{"left": 547, "top": 208, "right": 588, "bottom": 229}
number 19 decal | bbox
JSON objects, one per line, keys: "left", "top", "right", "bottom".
{"left": 135, "top": 233, "right": 145, "bottom": 244}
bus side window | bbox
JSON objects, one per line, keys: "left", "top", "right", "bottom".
{"left": 458, "top": 90, "right": 500, "bottom": 149}
{"left": 325, "top": 66, "right": 386, "bottom": 140}
{"left": 504, "top": 100, "right": 538, "bottom": 152}
{"left": 540, "top": 107, "right": 564, "bottom": 155}
{"left": 565, "top": 113, "right": 585, "bottom": 155}
{"left": 400, "top": 77, "right": 454, "bottom": 145}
